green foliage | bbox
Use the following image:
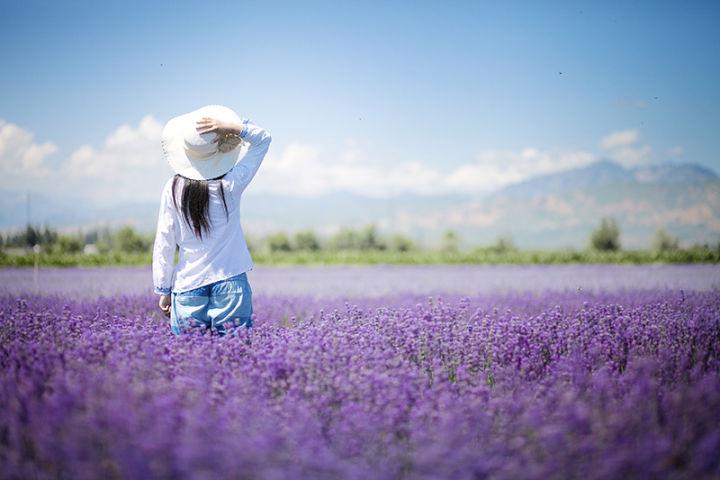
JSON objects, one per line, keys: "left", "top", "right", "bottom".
{"left": 590, "top": 217, "right": 621, "bottom": 251}
{"left": 1, "top": 224, "right": 52, "bottom": 248}
{"left": 249, "top": 247, "right": 719, "bottom": 265}
{"left": 328, "top": 224, "right": 386, "bottom": 251}
{"left": 115, "top": 226, "right": 150, "bottom": 253}
{"left": 24, "top": 225, "right": 40, "bottom": 247}
{"left": 95, "top": 239, "right": 113, "bottom": 255}
{"left": 267, "top": 232, "right": 292, "bottom": 252}
{"left": 390, "top": 233, "right": 415, "bottom": 252}
{"left": 293, "top": 230, "right": 320, "bottom": 251}
{"left": 652, "top": 229, "right": 680, "bottom": 252}
{"left": 1, "top": 224, "right": 155, "bottom": 255}
{"left": 358, "top": 224, "right": 386, "bottom": 251}
{"left": 491, "top": 235, "right": 517, "bottom": 254}
{"left": 441, "top": 230, "right": 460, "bottom": 253}
{"left": 40, "top": 225, "right": 58, "bottom": 247}
{"left": 1, "top": 245, "right": 718, "bottom": 268}
{"left": 329, "top": 227, "right": 360, "bottom": 250}
{"left": 2, "top": 220, "right": 718, "bottom": 268}
{"left": 56, "top": 235, "right": 84, "bottom": 254}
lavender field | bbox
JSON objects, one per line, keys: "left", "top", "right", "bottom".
{"left": 1, "top": 265, "right": 719, "bottom": 479}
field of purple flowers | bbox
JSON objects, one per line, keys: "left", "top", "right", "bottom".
{"left": 1, "top": 267, "right": 719, "bottom": 479}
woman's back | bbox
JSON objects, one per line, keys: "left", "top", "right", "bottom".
{"left": 167, "top": 172, "right": 251, "bottom": 293}
{"left": 172, "top": 175, "right": 240, "bottom": 246}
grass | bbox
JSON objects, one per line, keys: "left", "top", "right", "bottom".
{"left": 1, "top": 247, "right": 718, "bottom": 267}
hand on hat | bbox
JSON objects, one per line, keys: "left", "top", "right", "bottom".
{"left": 196, "top": 117, "right": 241, "bottom": 143}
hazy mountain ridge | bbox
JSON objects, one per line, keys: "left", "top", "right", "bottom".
{"left": 498, "top": 160, "right": 719, "bottom": 198}
{"left": 2, "top": 160, "right": 718, "bottom": 249}
{"left": 409, "top": 161, "right": 720, "bottom": 248}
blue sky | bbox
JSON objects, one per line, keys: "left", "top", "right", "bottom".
{"left": 1, "top": 0, "right": 719, "bottom": 204}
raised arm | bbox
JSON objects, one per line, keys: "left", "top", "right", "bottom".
{"left": 229, "top": 118, "right": 272, "bottom": 192}
{"left": 195, "top": 115, "right": 272, "bottom": 191}
{"left": 152, "top": 179, "right": 177, "bottom": 296}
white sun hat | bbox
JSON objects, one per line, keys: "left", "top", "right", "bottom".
{"left": 161, "top": 104, "right": 249, "bottom": 180}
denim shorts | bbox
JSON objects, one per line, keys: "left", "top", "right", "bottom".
{"left": 170, "top": 272, "right": 253, "bottom": 337}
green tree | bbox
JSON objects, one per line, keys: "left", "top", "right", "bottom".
{"left": 94, "top": 226, "right": 113, "bottom": 253}
{"left": 24, "top": 225, "right": 40, "bottom": 247}
{"left": 267, "top": 232, "right": 292, "bottom": 252}
{"left": 390, "top": 233, "right": 415, "bottom": 252}
{"left": 40, "top": 224, "right": 58, "bottom": 247}
{"left": 95, "top": 239, "right": 112, "bottom": 254}
{"left": 294, "top": 230, "right": 320, "bottom": 251}
{"left": 441, "top": 230, "right": 460, "bottom": 253}
{"left": 490, "top": 235, "right": 516, "bottom": 253}
{"left": 330, "top": 228, "right": 360, "bottom": 250}
{"left": 115, "top": 226, "right": 149, "bottom": 253}
{"left": 84, "top": 229, "right": 99, "bottom": 244}
{"left": 590, "top": 217, "right": 621, "bottom": 251}
{"left": 57, "top": 234, "right": 83, "bottom": 254}
{"left": 358, "top": 224, "right": 386, "bottom": 250}
{"left": 652, "top": 228, "right": 679, "bottom": 252}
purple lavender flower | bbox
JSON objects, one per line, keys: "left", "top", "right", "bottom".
{"left": 0, "top": 270, "right": 719, "bottom": 478}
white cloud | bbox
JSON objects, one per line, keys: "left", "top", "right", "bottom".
{"left": 0, "top": 119, "right": 57, "bottom": 178}
{"left": 0, "top": 117, "right": 677, "bottom": 204}
{"left": 251, "top": 143, "right": 597, "bottom": 197}
{"left": 443, "top": 149, "right": 595, "bottom": 193}
{"left": 60, "top": 115, "right": 171, "bottom": 203}
{"left": 252, "top": 142, "right": 446, "bottom": 197}
{"left": 599, "top": 129, "right": 652, "bottom": 167}
{"left": 0, "top": 115, "right": 172, "bottom": 206}
{"left": 611, "top": 145, "right": 652, "bottom": 168}
{"left": 63, "top": 115, "right": 164, "bottom": 178}
{"left": 600, "top": 129, "right": 639, "bottom": 150}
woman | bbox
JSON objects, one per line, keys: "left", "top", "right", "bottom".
{"left": 152, "top": 104, "right": 272, "bottom": 336}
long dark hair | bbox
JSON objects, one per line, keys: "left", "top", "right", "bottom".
{"left": 171, "top": 174, "right": 229, "bottom": 240}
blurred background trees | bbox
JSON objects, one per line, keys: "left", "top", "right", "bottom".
{"left": 441, "top": 230, "right": 460, "bottom": 253}
{"left": 1, "top": 224, "right": 151, "bottom": 255}
{"left": 652, "top": 228, "right": 680, "bottom": 252}
{"left": 1, "top": 219, "right": 718, "bottom": 265}
{"left": 590, "top": 217, "right": 621, "bottom": 251}
{"left": 293, "top": 230, "right": 320, "bottom": 251}
{"left": 267, "top": 232, "right": 292, "bottom": 252}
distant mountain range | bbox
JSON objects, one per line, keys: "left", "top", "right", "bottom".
{"left": 500, "top": 160, "right": 718, "bottom": 197}
{"left": 442, "top": 160, "right": 720, "bottom": 248}
{"left": 2, "top": 160, "right": 718, "bottom": 249}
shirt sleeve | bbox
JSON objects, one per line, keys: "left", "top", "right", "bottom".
{"left": 228, "top": 118, "right": 272, "bottom": 193}
{"left": 152, "top": 180, "right": 177, "bottom": 295}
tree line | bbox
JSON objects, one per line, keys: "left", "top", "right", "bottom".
{"left": 1, "top": 225, "right": 150, "bottom": 255}
{"left": 0, "top": 217, "right": 713, "bottom": 256}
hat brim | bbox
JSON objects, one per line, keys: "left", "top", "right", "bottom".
{"left": 161, "top": 105, "right": 248, "bottom": 181}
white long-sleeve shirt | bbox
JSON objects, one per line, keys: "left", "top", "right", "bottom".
{"left": 152, "top": 118, "right": 272, "bottom": 295}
